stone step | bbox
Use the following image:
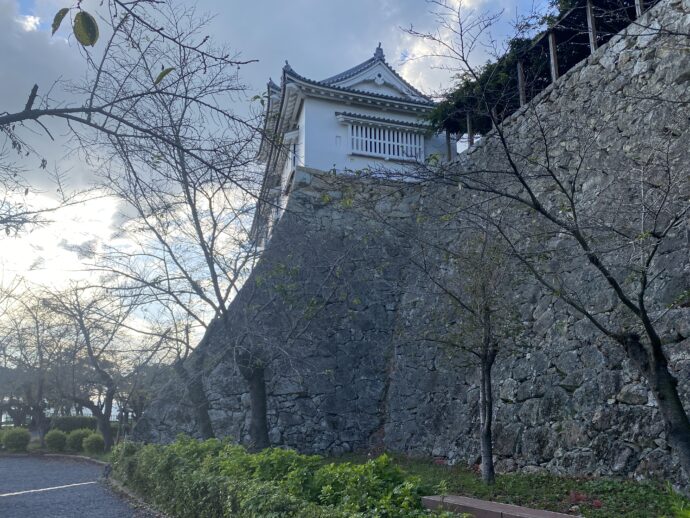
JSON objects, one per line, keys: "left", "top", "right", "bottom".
{"left": 422, "top": 495, "right": 576, "bottom": 518}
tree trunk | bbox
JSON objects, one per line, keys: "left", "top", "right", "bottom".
{"left": 622, "top": 334, "right": 690, "bottom": 478}
{"left": 97, "top": 413, "right": 114, "bottom": 451}
{"left": 243, "top": 364, "right": 270, "bottom": 451}
{"left": 35, "top": 409, "right": 50, "bottom": 448}
{"left": 479, "top": 304, "right": 496, "bottom": 485}
{"left": 646, "top": 344, "right": 690, "bottom": 477}
{"left": 479, "top": 358, "right": 496, "bottom": 484}
{"left": 652, "top": 369, "right": 690, "bottom": 478}
{"left": 100, "top": 388, "right": 116, "bottom": 450}
{"left": 173, "top": 360, "right": 215, "bottom": 440}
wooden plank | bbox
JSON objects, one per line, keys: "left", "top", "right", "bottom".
{"left": 445, "top": 131, "right": 452, "bottom": 161}
{"left": 517, "top": 60, "right": 527, "bottom": 107}
{"left": 422, "top": 495, "right": 574, "bottom": 518}
{"left": 586, "top": 0, "right": 598, "bottom": 52}
{"left": 548, "top": 30, "right": 559, "bottom": 82}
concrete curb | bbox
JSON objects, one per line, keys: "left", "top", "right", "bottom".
{"left": 43, "top": 453, "right": 109, "bottom": 466}
{"left": 0, "top": 452, "right": 108, "bottom": 466}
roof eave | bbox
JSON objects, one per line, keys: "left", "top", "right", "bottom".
{"left": 284, "top": 70, "right": 436, "bottom": 110}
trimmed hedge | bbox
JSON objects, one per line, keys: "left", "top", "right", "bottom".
{"left": 111, "top": 436, "right": 452, "bottom": 517}
{"left": 83, "top": 433, "right": 105, "bottom": 455}
{"left": 45, "top": 429, "right": 67, "bottom": 452}
{"left": 3, "top": 428, "right": 31, "bottom": 452}
{"left": 51, "top": 416, "right": 97, "bottom": 433}
{"left": 66, "top": 428, "right": 93, "bottom": 452}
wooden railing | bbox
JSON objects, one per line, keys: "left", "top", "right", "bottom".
{"left": 463, "top": 0, "right": 661, "bottom": 143}
{"left": 349, "top": 124, "right": 424, "bottom": 161}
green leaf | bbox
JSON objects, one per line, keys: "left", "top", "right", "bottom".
{"left": 73, "top": 11, "right": 99, "bottom": 47}
{"left": 154, "top": 67, "right": 175, "bottom": 85}
{"left": 52, "top": 8, "right": 69, "bottom": 36}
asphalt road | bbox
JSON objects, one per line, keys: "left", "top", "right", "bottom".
{"left": 0, "top": 456, "right": 156, "bottom": 518}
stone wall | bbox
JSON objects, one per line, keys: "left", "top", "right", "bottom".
{"left": 135, "top": 0, "right": 690, "bottom": 487}
{"left": 384, "top": 0, "right": 690, "bottom": 484}
{"left": 135, "top": 170, "right": 421, "bottom": 453}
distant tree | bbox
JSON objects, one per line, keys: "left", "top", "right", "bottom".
{"left": 0, "top": 289, "right": 69, "bottom": 444}
{"left": 42, "top": 284, "right": 140, "bottom": 450}
{"left": 115, "top": 362, "right": 169, "bottom": 433}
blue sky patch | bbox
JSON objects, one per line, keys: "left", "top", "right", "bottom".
{"left": 17, "top": 0, "right": 35, "bottom": 15}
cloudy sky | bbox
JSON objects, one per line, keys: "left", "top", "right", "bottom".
{"left": 1, "top": 0, "right": 539, "bottom": 289}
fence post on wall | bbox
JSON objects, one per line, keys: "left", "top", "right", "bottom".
{"left": 586, "top": 0, "right": 598, "bottom": 52}
{"left": 548, "top": 30, "right": 559, "bottom": 83}
{"left": 517, "top": 59, "right": 527, "bottom": 107}
{"left": 445, "top": 130, "right": 452, "bottom": 161}
{"left": 635, "top": 0, "right": 645, "bottom": 17}
{"left": 466, "top": 112, "right": 474, "bottom": 147}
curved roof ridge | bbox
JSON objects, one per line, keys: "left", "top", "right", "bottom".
{"left": 318, "top": 44, "right": 431, "bottom": 101}
{"left": 321, "top": 56, "right": 377, "bottom": 84}
{"left": 283, "top": 68, "right": 435, "bottom": 107}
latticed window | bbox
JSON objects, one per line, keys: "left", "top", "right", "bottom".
{"left": 349, "top": 124, "right": 424, "bottom": 161}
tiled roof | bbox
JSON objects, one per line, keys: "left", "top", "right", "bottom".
{"left": 284, "top": 68, "right": 435, "bottom": 107}
{"left": 335, "top": 111, "right": 432, "bottom": 130}
{"left": 318, "top": 44, "right": 431, "bottom": 102}
{"left": 321, "top": 56, "right": 378, "bottom": 85}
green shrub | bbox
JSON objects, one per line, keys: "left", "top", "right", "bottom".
{"left": 0, "top": 428, "right": 5, "bottom": 448}
{"left": 82, "top": 433, "right": 105, "bottom": 455}
{"left": 45, "top": 429, "right": 67, "bottom": 452}
{"left": 50, "top": 416, "right": 97, "bottom": 433}
{"left": 110, "top": 436, "right": 447, "bottom": 518}
{"left": 66, "top": 428, "right": 93, "bottom": 452}
{"left": 3, "top": 428, "right": 31, "bottom": 452}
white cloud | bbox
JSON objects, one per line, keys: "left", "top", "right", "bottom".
{"left": 17, "top": 14, "right": 40, "bottom": 31}
{"left": 0, "top": 192, "right": 120, "bottom": 289}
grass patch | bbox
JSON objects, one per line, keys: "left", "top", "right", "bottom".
{"left": 334, "top": 454, "right": 689, "bottom": 518}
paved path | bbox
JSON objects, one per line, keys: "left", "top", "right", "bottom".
{"left": 0, "top": 456, "right": 157, "bottom": 518}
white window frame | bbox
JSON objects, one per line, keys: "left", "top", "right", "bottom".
{"left": 336, "top": 114, "right": 427, "bottom": 162}
{"left": 347, "top": 123, "right": 424, "bottom": 162}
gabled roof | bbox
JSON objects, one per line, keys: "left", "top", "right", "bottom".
{"left": 283, "top": 67, "right": 435, "bottom": 107}
{"left": 320, "top": 44, "right": 430, "bottom": 102}
{"left": 320, "top": 56, "right": 379, "bottom": 85}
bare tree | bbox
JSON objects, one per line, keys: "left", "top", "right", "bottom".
{"left": 98, "top": 130, "right": 260, "bottom": 442}
{"left": 87, "top": 5, "right": 263, "bottom": 442}
{"left": 0, "top": 287, "right": 70, "bottom": 443}
{"left": 410, "top": 220, "right": 521, "bottom": 484}
{"left": 0, "top": 0, "right": 257, "bottom": 233}
{"left": 43, "top": 283, "right": 139, "bottom": 450}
